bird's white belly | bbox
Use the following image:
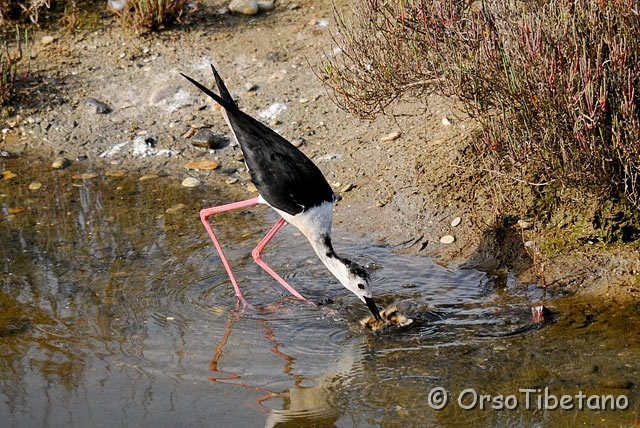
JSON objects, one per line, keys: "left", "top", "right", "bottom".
{"left": 261, "top": 197, "right": 333, "bottom": 241}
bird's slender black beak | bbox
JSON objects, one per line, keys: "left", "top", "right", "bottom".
{"left": 365, "top": 297, "right": 382, "bottom": 321}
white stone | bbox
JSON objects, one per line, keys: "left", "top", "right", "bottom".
{"left": 451, "top": 216, "right": 462, "bottom": 227}
{"left": 259, "top": 102, "right": 287, "bottom": 121}
{"left": 182, "top": 177, "right": 202, "bottom": 188}
{"left": 440, "top": 235, "right": 455, "bottom": 244}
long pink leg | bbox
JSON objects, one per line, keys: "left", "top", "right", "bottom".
{"left": 251, "top": 218, "right": 309, "bottom": 302}
{"left": 200, "top": 197, "right": 260, "bottom": 308}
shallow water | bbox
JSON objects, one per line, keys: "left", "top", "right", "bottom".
{"left": 1, "top": 157, "right": 639, "bottom": 427}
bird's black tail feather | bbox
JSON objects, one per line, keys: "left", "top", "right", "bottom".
{"left": 209, "top": 64, "right": 236, "bottom": 107}
{"left": 180, "top": 70, "right": 238, "bottom": 113}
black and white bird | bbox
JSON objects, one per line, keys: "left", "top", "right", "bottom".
{"left": 182, "top": 65, "right": 381, "bottom": 321}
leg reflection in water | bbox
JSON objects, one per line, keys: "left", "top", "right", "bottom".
{"left": 207, "top": 305, "right": 345, "bottom": 427}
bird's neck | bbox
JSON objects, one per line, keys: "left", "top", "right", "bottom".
{"left": 309, "top": 234, "right": 354, "bottom": 288}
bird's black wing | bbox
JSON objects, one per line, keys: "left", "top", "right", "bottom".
{"left": 181, "top": 69, "right": 334, "bottom": 216}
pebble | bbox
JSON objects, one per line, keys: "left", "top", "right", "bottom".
{"left": 189, "top": 128, "right": 221, "bottom": 149}
{"left": 340, "top": 183, "right": 355, "bottom": 192}
{"left": 311, "top": 18, "right": 330, "bottom": 27}
{"left": 380, "top": 131, "right": 401, "bottom": 142}
{"left": 28, "top": 182, "right": 42, "bottom": 190}
{"left": 291, "top": 138, "right": 304, "bottom": 147}
{"left": 72, "top": 173, "right": 99, "bottom": 180}
{"left": 166, "top": 203, "right": 186, "bottom": 214}
{"left": 139, "top": 174, "right": 159, "bottom": 181}
{"left": 182, "top": 177, "right": 202, "bottom": 188}
{"left": 225, "top": 177, "right": 239, "bottom": 185}
{"left": 524, "top": 240, "right": 536, "bottom": 248}
{"left": 229, "top": 0, "right": 259, "bottom": 15}
{"left": 259, "top": 102, "right": 287, "bottom": 121}
{"left": 517, "top": 219, "right": 533, "bottom": 229}
{"left": 451, "top": 216, "right": 462, "bottom": 227}
{"left": 246, "top": 183, "right": 258, "bottom": 193}
{"left": 0, "top": 150, "right": 18, "bottom": 159}
{"left": 41, "top": 35, "right": 55, "bottom": 45}
{"left": 132, "top": 135, "right": 158, "bottom": 157}
{"left": 52, "top": 157, "right": 71, "bottom": 169}
{"left": 257, "top": 0, "right": 274, "bottom": 11}
{"left": 184, "top": 160, "right": 220, "bottom": 170}
{"left": 2, "top": 171, "right": 17, "bottom": 180}
{"left": 84, "top": 97, "right": 112, "bottom": 114}
{"left": 440, "top": 235, "right": 455, "bottom": 244}
{"left": 442, "top": 116, "right": 451, "bottom": 126}
{"left": 8, "top": 207, "right": 26, "bottom": 214}
{"left": 105, "top": 170, "right": 126, "bottom": 178}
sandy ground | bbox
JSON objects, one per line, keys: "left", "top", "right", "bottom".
{"left": 2, "top": 0, "right": 639, "bottom": 306}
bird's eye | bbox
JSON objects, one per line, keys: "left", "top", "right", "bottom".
{"left": 357, "top": 283, "right": 365, "bottom": 290}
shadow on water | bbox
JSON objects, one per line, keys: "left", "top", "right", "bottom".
{"left": 1, "top": 157, "right": 639, "bottom": 427}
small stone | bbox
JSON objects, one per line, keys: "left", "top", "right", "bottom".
{"left": 517, "top": 219, "right": 533, "bottom": 229}
{"left": 311, "top": 18, "right": 329, "bottom": 27}
{"left": 225, "top": 177, "right": 239, "bottom": 185}
{"left": 442, "top": 116, "right": 451, "bottom": 126}
{"left": 257, "top": 0, "right": 274, "bottom": 11}
{"left": 0, "top": 150, "right": 18, "bottom": 159}
{"left": 105, "top": 170, "right": 126, "bottom": 178}
{"left": 246, "top": 183, "right": 258, "bottom": 193}
{"left": 28, "top": 182, "right": 42, "bottom": 190}
{"left": 259, "top": 102, "right": 287, "bottom": 121}
{"left": 84, "top": 97, "right": 112, "bottom": 114}
{"left": 139, "top": 174, "right": 159, "bottom": 181}
{"left": 189, "top": 128, "right": 221, "bottom": 149}
{"left": 229, "top": 0, "right": 259, "bottom": 15}
{"left": 245, "top": 82, "right": 258, "bottom": 91}
{"left": 439, "top": 235, "right": 455, "bottom": 244}
{"left": 182, "top": 177, "right": 202, "bottom": 188}
{"left": 299, "top": 98, "right": 309, "bottom": 104}
{"left": 341, "top": 183, "right": 355, "bottom": 192}
{"left": 52, "top": 157, "right": 71, "bottom": 169}
{"left": 288, "top": 3, "right": 300, "bottom": 10}
{"left": 291, "top": 138, "right": 304, "bottom": 147}
{"left": 184, "top": 160, "right": 220, "bottom": 170}
{"left": 132, "top": 135, "right": 158, "bottom": 157}
{"left": 166, "top": 203, "right": 186, "bottom": 214}
{"left": 41, "top": 35, "right": 55, "bottom": 45}
{"left": 72, "top": 173, "right": 98, "bottom": 180}
{"left": 451, "top": 216, "right": 462, "bottom": 227}
{"left": 8, "top": 207, "right": 26, "bottom": 214}
{"left": 524, "top": 240, "right": 536, "bottom": 248}
{"left": 2, "top": 171, "right": 17, "bottom": 180}
{"left": 380, "top": 131, "right": 401, "bottom": 142}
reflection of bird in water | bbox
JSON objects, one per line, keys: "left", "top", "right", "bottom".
{"left": 208, "top": 305, "right": 357, "bottom": 428}
{"left": 182, "top": 65, "right": 381, "bottom": 321}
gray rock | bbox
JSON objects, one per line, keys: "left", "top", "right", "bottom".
{"left": 85, "top": 97, "right": 111, "bottom": 114}
{"left": 229, "top": 0, "right": 259, "bottom": 15}
{"left": 189, "top": 128, "right": 223, "bottom": 149}
{"left": 257, "top": 0, "right": 275, "bottom": 11}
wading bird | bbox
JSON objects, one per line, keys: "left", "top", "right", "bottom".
{"left": 182, "top": 65, "right": 381, "bottom": 321}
